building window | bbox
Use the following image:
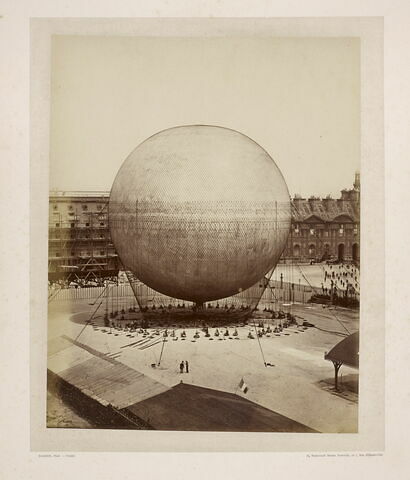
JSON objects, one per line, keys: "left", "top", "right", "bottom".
{"left": 310, "top": 228, "right": 315, "bottom": 235}
{"left": 82, "top": 205, "right": 88, "bottom": 211}
{"left": 86, "top": 234, "right": 90, "bottom": 239}
{"left": 324, "top": 231, "right": 329, "bottom": 237}
{"left": 85, "top": 222, "right": 90, "bottom": 227}
{"left": 55, "top": 252, "right": 60, "bottom": 257}
{"left": 100, "top": 234, "right": 104, "bottom": 239}
{"left": 70, "top": 223, "right": 75, "bottom": 228}
{"left": 97, "top": 205, "right": 102, "bottom": 210}
{"left": 55, "top": 223, "right": 60, "bottom": 227}
{"left": 53, "top": 205, "right": 58, "bottom": 210}
{"left": 100, "top": 222, "right": 105, "bottom": 226}
{"left": 68, "top": 205, "right": 73, "bottom": 210}
{"left": 100, "top": 250, "right": 105, "bottom": 256}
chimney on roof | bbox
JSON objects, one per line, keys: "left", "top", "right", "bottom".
{"left": 292, "top": 194, "right": 304, "bottom": 211}
{"left": 308, "top": 195, "right": 321, "bottom": 211}
{"left": 323, "top": 195, "right": 336, "bottom": 212}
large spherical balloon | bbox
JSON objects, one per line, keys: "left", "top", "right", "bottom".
{"left": 109, "top": 125, "right": 291, "bottom": 303}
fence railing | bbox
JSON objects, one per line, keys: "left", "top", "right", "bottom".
{"left": 49, "top": 279, "right": 317, "bottom": 306}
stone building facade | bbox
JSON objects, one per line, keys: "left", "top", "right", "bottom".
{"left": 281, "top": 173, "right": 360, "bottom": 263}
{"left": 48, "top": 174, "right": 360, "bottom": 281}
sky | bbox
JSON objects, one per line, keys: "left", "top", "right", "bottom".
{"left": 49, "top": 36, "right": 360, "bottom": 198}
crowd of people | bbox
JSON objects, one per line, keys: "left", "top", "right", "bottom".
{"left": 140, "top": 302, "right": 251, "bottom": 312}
{"left": 48, "top": 276, "right": 118, "bottom": 290}
{"left": 321, "top": 263, "right": 360, "bottom": 296}
{"left": 307, "top": 262, "right": 360, "bottom": 308}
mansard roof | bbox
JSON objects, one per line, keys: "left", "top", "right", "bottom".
{"left": 291, "top": 198, "right": 359, "bottom": 223}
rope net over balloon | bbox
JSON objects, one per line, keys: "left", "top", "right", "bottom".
{"left": 108, "top": 125, "right": 291, "bottom": 319}
{"left": 110, "top": 199, "right": 291, "bottom": 305}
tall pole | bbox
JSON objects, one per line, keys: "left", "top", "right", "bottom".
{"left": 111, "top": 277, "right": 114, "bottom": 315}
{"left": 136, "top": 199, "right": 138, "bottom": 268}
{"left": 158, "top": 333, "right": 166, "bottom": 366}
{"left": 116, "top": 272, "right": 119, "bottom": 314}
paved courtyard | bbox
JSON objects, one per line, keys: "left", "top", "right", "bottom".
{"left": 48, "top": 292, "right": 359, "bottom": 433}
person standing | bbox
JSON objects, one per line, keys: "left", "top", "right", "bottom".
{"left": 180, "top": 361, "right": 184, "bottom": 374}
{"left": 185, "top": 360, "right": 189, "bottom": 373}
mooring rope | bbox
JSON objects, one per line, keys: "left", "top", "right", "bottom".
{"left": 251, "top": 316, "right": 267, "bottom": 367}
{"left": 295, "top": 264, "right": 351, "bottom": 336}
